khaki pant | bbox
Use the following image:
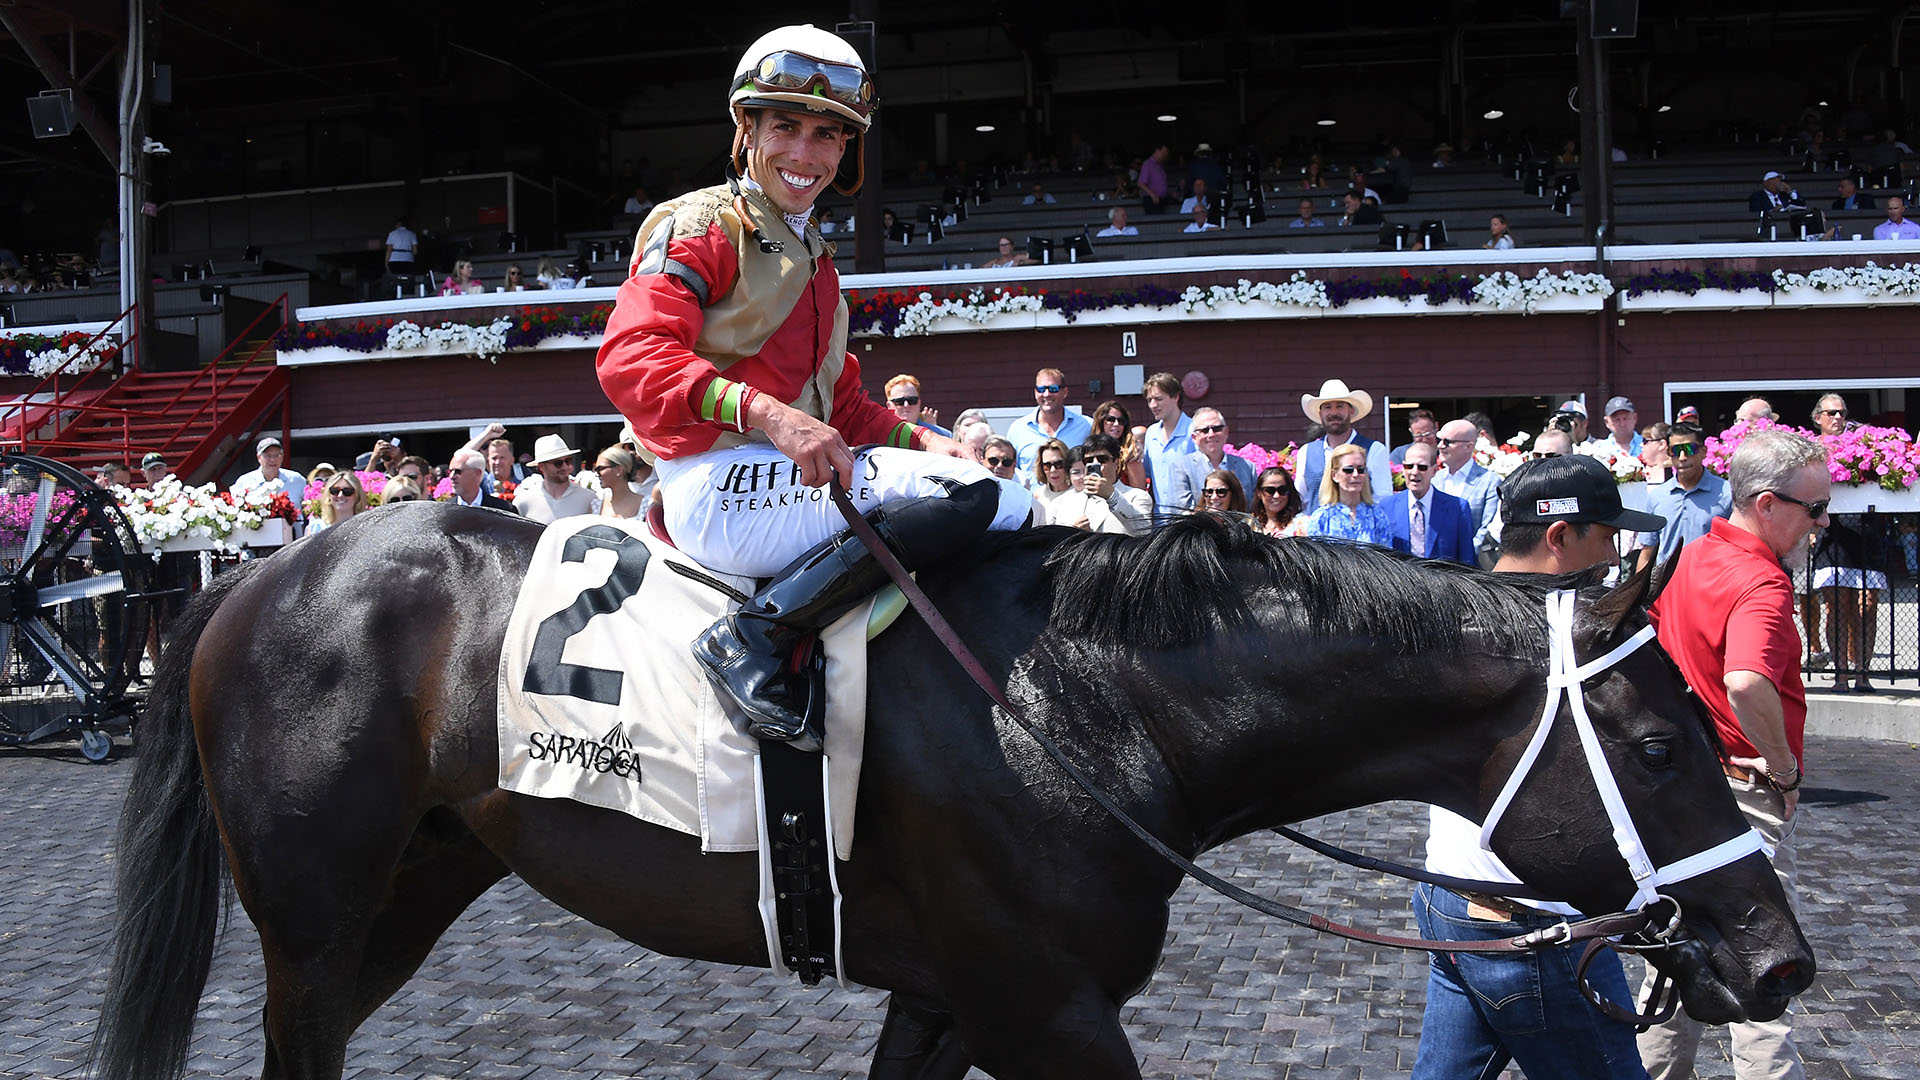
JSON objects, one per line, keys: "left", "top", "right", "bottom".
{"left": 1637, "top": 778, "right": 1804, "bottom": 1080}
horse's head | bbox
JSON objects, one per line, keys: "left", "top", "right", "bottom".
{"left": 1485, "top": 557, "right": 1814, "bottom": 1025}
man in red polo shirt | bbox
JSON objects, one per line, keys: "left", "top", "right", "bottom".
{"left": 1637, "top": 428, "right": 1830, "bottom": 1080}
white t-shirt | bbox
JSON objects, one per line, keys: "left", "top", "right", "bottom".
{"left": 1426, "top": 807, "right": 1579, "bottom": 916}
{"left": 385, "top": 227, "right": 417, "bottom": 261}
{"left": 514, "top": 481, "right": 600, "bottom": 524}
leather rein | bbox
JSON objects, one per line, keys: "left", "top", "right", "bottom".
{"left": 828, "top": 484, "right": 1675, "bottom": 959}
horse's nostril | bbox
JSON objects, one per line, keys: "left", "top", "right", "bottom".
{"left": 1765, "top": 961, "right": 1800, "bottom": 982}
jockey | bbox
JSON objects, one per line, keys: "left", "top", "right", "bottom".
{"left": 596, "top": 25, "right": 1031, "bottom": 753}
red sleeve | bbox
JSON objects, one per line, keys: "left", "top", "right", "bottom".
{"left": 827, "top": 338, "right": 917, "bottom": 449}
{"left": 1723, "top": 576, "right": 1798, "bottom": 690}
{"left": 595, "top": 223, "right": 739, "bottom": 448}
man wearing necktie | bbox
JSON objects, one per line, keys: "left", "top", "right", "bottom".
{"left": 1386, "top": 442, "right": 1474, "bottom": 564}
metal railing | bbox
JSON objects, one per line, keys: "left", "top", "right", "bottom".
{"left": 0, "top": 295, "right": 288, "bottom": 469}
{"left": 0, "top": 305, "right": 139, "bottom": 450}
{"left": 133, "top": 293, "right": 289, "bottom": 466}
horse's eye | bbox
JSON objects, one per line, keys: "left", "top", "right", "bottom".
{"left": 1640, "top": 741, "right": 1673, "bottom": 770}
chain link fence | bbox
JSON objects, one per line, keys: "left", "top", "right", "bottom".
{"left": 1795, "top": 511, "right": 1918, "bottom": 688}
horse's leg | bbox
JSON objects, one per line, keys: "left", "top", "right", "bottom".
{"left": 869, "top": 994, "right": 973, "bottom": 1080}
{"left": 346, "top": 810, "right": 509, "bottom": 1027}
{"left": 953, "top": 993, "right": 1141, "bottom": 1080}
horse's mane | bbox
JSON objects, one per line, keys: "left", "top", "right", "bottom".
{"left": 1041, "top": 514, "right": 1580, "bottom": 657}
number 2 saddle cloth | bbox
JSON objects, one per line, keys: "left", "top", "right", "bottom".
{"left": 497, "top": 516, "right": 874, "bottom": 860}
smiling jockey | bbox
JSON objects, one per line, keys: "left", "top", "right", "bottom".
{"left": 597, "top": 25, "right": 1031, "bottom": 752}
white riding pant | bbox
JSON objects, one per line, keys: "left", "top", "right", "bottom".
{"left": 656, "top": 443, "right": 1034, "bottom": 578}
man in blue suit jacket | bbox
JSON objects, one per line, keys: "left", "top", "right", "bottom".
{"left": 1432, "top": 418, "right": 1501, "bottom": 563}
{"left": 1385, "top": 444, "right": 1475, "bottom": 564}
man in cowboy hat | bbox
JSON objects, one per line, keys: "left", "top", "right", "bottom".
{"left": 513, "top": 434, "right": 601, "bottom": 524}
{"left": 1297, "top": 379, "right": 1392, "bottom": 513}
{"left": 596, "top": 24, "right": 1030, "bottom": 751}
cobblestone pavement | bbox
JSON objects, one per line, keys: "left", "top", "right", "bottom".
{"left": 1, "top": 734, "right": 1913, "bottom": 1079}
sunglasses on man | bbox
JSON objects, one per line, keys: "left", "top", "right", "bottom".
{"left": 1034, "top": 384, "right": 1063, "bottom": 395}
{"left": 985, "top": 455, "right": 1013, "bottom": 468}
{"left": 1192, "top": 424, "right": 1226, "bottom": 435}
{"left": 1768, "top": 491, "right": 1830, "bottom": 519}
{"left": 889, "top": 396, "right": 920, "bottom": 406}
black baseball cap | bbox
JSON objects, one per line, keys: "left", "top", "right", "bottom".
{"left": 1499, "top": 455, "right": 1667, "bottom": 531}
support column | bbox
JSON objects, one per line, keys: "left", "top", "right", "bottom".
{"left": 1576, "top": 1, "right": 1619, "bottom": 401}
{"left": 841, "top": 14, "right": 884, "bottom": 274}
{"left": 119, "top": 0, "right": 154, "bottom": 371}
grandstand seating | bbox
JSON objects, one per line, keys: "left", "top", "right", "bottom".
{"left": 7, "top": 144, "right": 1913, "bottom": 325}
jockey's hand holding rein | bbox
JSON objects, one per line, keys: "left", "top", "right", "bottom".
{"left": 746, "top": 394, "right": 971, "bottom": 488}
{"left": 747, "top": 394, "right": 855, "bottom": 489}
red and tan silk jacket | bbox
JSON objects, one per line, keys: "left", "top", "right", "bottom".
{"left": 596, "top": 182, "right": 917, "bottom": 462}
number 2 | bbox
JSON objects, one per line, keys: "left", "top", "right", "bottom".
{"left": 522, "top": 525, "right": 651, "bottom": 705}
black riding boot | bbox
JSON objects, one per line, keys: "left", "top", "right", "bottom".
{"left": 694, "top": 479, "right": 1002, "bottom": 752}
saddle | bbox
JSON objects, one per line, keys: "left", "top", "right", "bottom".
{"left": 497, "top": 513, "right": 904, "bottom": 984}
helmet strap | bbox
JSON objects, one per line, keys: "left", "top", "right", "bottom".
{"left": 831, "top": 132, "right": 864, "bottom": 197}
{"left": 729, "top": 115, "right": 752, "bottom": 182}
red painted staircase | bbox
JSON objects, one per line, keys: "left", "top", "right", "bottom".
{"left": 2, "top": 297, "right": 292, "bottom": 485}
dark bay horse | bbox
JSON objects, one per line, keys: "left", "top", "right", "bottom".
{"left": 95, "top": 506, "right": 1813, "bottom": 1080}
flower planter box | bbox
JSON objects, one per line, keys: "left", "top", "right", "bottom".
{"left": 1618, "top": 288, "right": 1771, "bottom": 313}
{"left": 924, "top": 311, "right": 1039, "bottom": 334}
{"left": 1331, "top": 297, "right": 1474, "bottom": 318}
{"left": 1776, "top": 286, "right": 1920, "bottom": 310}
{"left": 1827, "top": 484, "right": 1920, "bottom": 514}
{"left": 155, "top": 519, "right": 291, "bottom": 553}
{"left": 1520, "top": 292, "right": 1609, "bottom": 314}
{"left": 275, "top": 333, "right": 601, "bottom": 367}
{"left": 1170, "top": 299, "right": 1326, "bottom": 322}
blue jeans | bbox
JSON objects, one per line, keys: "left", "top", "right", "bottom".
{"left": 1412, "top": 883, "right": 1650, "bottom": 1080}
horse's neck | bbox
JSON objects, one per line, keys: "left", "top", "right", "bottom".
{"left": 1145, "top": 646, "right": 1542, "bottom": 851}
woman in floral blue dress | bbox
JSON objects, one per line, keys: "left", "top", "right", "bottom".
{"left": 1306, "top": 443, "right": 1392, "bottom": 545}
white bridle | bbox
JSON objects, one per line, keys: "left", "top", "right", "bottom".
{"left": 1479, "top": 589, "right": 1770, "bottom": 914}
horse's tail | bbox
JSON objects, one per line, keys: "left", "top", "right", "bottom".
{"left": 91, "top": 562, "right": 263, "bottom": 1080}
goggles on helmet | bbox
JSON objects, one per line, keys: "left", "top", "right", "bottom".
{"left": 736, "top": 50, "right": 873, "bottom": 117}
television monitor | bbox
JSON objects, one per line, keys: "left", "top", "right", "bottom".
{"left": 1025, "top": 236, "right": 1054, "bottom": 264}
{"left": 1418, "top": 219, "right": 1448, "bottom": 249}
{"left": 1064, "top": 230, "right": 1094, "bottom": 263}
{"left": 1786, "top": 208, "right": 1826, "bottom": 240}
{"left": 1378, "top": 222, "right": 1412, "bottom": 250}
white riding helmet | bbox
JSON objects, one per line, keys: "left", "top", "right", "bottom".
{"left": 728, "top": 25, "right": 874, "bottom": 132}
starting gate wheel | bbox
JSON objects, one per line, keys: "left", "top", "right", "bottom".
{"left": 0, "top": 453, "right": 149, "bottom": 760}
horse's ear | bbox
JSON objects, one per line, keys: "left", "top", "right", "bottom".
{"left": 1591, "top": 557, "right": 1651, "bottom": 629}
{"left": 1647, "top": 549, "right": 1682, "bottom": 609}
